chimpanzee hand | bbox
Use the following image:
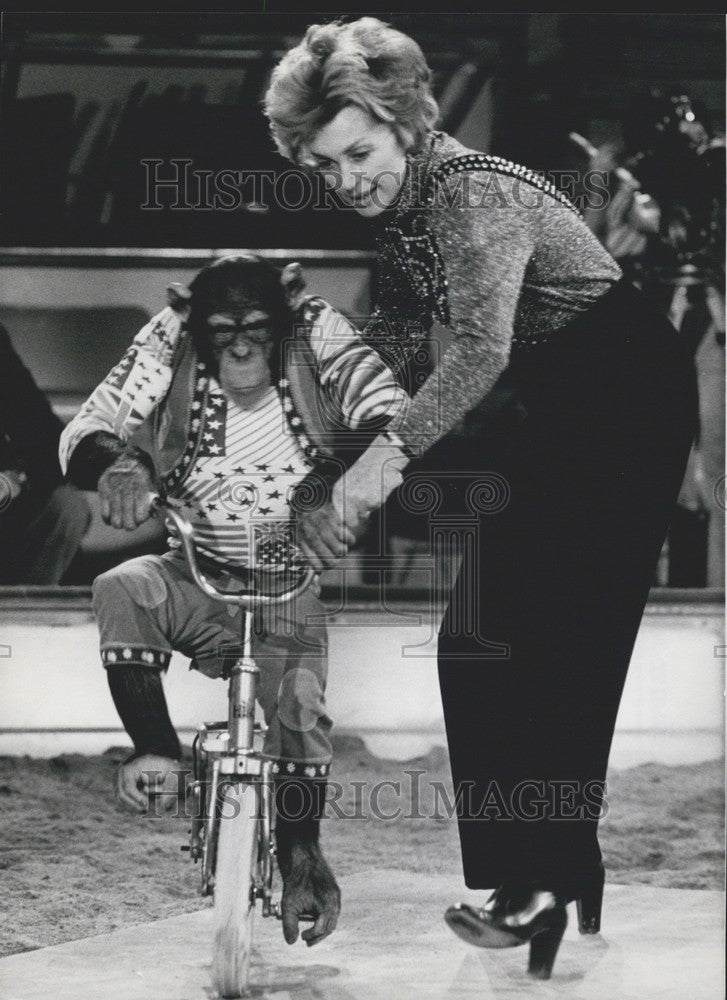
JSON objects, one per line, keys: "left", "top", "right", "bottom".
{"left": 115, "top": 753, "right": 186, "bottom": 814}
{"left": 98, "top": 453, "right": 156, "bottom": 530}
{"left": 280, "top": 842, "right": 341, "bottom": 947}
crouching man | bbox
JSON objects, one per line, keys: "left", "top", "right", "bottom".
{"left": 59, "top": 254, "right": 410, "bottom": 946}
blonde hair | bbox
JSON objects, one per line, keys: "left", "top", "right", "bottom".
{"left": 264, "top": 17, "right": 439, "bottom": 164}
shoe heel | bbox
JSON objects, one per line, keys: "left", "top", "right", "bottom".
{"left": 576, "top": 863, "right": 605, "bottom": 935}
{"left": 527, "top": 916, "right": 567, "bottom": 980}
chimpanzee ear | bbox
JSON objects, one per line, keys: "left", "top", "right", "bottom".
{"left": 280, "top": 262, "right": 306, "bottom": 311}
{"left": 166, "top": 282, "right": 192, "bottom": 318}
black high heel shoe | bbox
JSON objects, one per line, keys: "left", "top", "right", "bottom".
{"left": 444, "top": 865, "right": 606, "bottom": 981}
{"left": 444, "top": 888, "right": 568, "bottom": 980}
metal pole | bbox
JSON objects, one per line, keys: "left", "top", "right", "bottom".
{"left": 228, "top": 610, "right": 259, "bottom": 753}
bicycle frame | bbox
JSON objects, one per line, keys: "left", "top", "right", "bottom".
{"left": 157, "top": 497, "right": 315, "bottom": 921}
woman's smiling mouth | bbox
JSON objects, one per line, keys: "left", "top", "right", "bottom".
{"left": 347, "top": 182, "right": 378, "bottom": 206}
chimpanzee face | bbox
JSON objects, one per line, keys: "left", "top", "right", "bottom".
{"left": 182, "top": 254, "right": 304, "bottom": 391}
{"left": 205, "top": 307, "right": 275, "bottom": 396}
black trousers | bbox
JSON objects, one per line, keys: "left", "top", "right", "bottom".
{"left": 435, "top": 280, "right": 698, "bottom": 898}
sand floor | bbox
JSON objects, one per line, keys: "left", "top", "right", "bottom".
{"left": 0, "top": 736, "right": 723, "bottom": 958}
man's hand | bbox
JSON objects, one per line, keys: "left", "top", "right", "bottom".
{"left": 115, "top": 753, "right": 184, "bottom": 813}
{"left": 280, "top": 842, "right": 341, "bottom": 947}
{"left": 98, "top": 454, "right": 155, "bottom": 530}
{"left": 0, "top": 469, "right": 27, "bottom": 512}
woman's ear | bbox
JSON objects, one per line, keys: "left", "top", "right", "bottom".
{"left": 280, "top": 262, "right": 306, "bottom": 311}
{"left": 166, "top": 282, "right": 192, "bottom": 318}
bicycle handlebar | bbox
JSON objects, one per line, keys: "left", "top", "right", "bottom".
{"left": 149, "top": 494, "right": 317, "bottom": 607}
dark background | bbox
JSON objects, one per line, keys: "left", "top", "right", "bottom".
{"left": 1, "top": 13, "right": 723, "bottom": 248}
{"left": 0, "top": 13, "right": 723, "bottom": 587}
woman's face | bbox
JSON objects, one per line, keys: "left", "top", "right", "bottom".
{"left": 304, "top": 105, "right": 407, "bottom": 217}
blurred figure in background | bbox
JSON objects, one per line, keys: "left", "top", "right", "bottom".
{"left": 577, "top": 91, "right": 725, "bottom": 586}
{"left": 579, "top": 91, "right": 723, "bottom": 283}
{"left": 0, "top": 323, "right": 90, "bottom": 584}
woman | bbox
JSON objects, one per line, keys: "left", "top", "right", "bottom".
{"left": 265, "top": 17, "right": 698, "bottom": 979}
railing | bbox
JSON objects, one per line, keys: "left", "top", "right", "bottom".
{"left": 0, "top": 585, "right": 723, "bottom": 615}
{"left": 0, "top": 247, "right": 377, "bottom": 268}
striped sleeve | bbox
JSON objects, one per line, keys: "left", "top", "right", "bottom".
{"left": 59, "top": 306, "right": 185, "bottom": 474}
{"left": 301, "top": 297, "right": 409, "bottom": 430}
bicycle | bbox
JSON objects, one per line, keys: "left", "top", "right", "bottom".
{"left": 152, "top": 495, "right": 317, "bottom": 999}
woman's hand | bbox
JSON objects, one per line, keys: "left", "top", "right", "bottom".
{"left": 296, "top": 502, "right": 356, "bottom": 573}
{"left": 331, "top": 435, "right": 408, "bottom": 528}
{"left": 295, "top": 435, "right": 409, "bottom": 571}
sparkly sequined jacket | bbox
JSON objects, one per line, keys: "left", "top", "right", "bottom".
{"left": 364, "top": 131, "right": 623, "bottom": 455}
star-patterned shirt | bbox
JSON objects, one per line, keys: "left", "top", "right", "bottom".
{"left": 60, "top": 292, "right": 410, "bottom": 570}
{"left": 171, "top": 382, "right": 313, "bottom": 567}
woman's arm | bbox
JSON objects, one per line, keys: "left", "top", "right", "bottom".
{"left": 396, "top": 169, "right": 537, "bottom": 456}
{"left": 295, "top": 171, "right": 539, "bottom": 564}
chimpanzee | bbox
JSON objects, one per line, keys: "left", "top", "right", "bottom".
{"left": 60, "top": 253, "right": 410, "bottom": 946}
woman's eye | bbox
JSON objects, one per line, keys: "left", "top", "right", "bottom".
{"left": 351, "top": 150, "right": 370, "bottom": 163}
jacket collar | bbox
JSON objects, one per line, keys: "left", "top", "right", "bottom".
{"left": 372, "top": 130, "right": 467, "bottom": 223}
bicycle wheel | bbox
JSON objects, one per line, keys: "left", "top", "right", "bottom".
{"left": 212, "top": 780, "right": 259, "bottom": 998}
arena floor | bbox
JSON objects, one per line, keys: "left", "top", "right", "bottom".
{"left": 0, "top": 873, "right": 723, "bottom": 1000}
{"left": 1, "top": 594, "right": 723, "bottom": 997}
{"left": 0, "top": 735, "right": 724, "bottom": 999}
